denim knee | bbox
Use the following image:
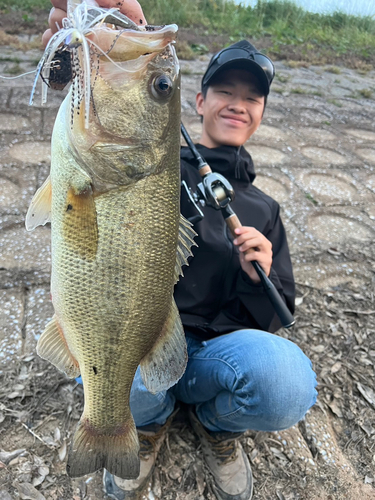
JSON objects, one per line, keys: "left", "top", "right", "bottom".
{"left": 129, "top": 366, "right": 176, "bottom": 426}
{"left": 235, "top": 331, "right": 317, "bottom": 431}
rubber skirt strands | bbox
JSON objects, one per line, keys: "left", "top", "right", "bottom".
{"left": 29, "top": 0, "right": 140, "bottom": 129}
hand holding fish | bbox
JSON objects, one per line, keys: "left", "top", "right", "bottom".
{"left": 233, "top": 226, "right": 273, "bottom": 283}
{"left": 42, "top": 0, "right": 147, "bottom": 46}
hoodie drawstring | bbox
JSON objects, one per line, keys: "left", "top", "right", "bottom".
{"left": 235, "top": 146, "right": 241, "bottom": 179}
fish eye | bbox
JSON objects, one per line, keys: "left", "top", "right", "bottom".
{"left": 151, "top": 74, "right": 173, "bottom": 99}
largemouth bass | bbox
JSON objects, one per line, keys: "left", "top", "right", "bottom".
{"left": 25, "top": 0, "right": 196, "bottom": 480}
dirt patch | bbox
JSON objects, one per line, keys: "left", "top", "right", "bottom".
{"left": 0, "top": 9, "right": 49, "bottom": 37}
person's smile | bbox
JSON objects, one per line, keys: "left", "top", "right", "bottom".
{"left": 220, "top": 114, "right": 248, "bottom": 126}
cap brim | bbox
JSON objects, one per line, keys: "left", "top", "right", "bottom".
{"left": 203, "top": 59, "right": 270, "bottom": 95}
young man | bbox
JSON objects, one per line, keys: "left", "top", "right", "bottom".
{"left": 43, "top": 4, "right": 317, "bottom": 499}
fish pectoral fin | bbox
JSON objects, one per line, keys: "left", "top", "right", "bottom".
{"left": 67, "top": 414, "right": 140, "bottom": 479}
{"left": 174, "top": 214, "right": 198, "bottom": 283}
{"left": 140, "top": 300, "right": 187, "bottom": 394}
{"left": 37, "top": 315, "right": 80, "bottom": 379}
{"left": 63, "top": 186, "right": 98, "bottom": 261}
{"left": 25, "top": 175, "right": 52, "bottom": 231}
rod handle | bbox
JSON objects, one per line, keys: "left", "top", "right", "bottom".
{"left": 226, "top": 213, "right": 242, "bottom": 236}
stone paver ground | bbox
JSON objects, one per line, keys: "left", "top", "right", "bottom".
{"left": 0, "top": 49, "right": 374, "bottom": 499}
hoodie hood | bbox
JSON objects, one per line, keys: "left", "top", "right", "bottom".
{"left": 180, "top": 144, "right": 256, "bottom": 186}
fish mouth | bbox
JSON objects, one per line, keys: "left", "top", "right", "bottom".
{"left": 88, "top": 8, "right": 173, "bottom": 35}
{"left": 90, "top": 24, "right": 179, "bottom": 90}
{"left": 90, "top": 22, "right": 178, "bottom": 63}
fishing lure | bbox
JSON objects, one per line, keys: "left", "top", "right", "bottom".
{"left": 30, "top": 0, "right": 140, "bottom": 128}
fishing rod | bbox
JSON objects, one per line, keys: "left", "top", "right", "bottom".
{"left": 181, "top": 123, "right": 295, "bottom": 329}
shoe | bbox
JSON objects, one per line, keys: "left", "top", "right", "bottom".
{"left": 103, "top": 412, "right": 176, "bottom": 499}
{"left": 189, "top": 406, "right": 253, "bottom": 500}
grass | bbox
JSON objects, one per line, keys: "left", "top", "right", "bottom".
{"left": 139, "top": 0, "right": 375, "bottom": 63}
{"left": 305, "top": 192, "right": 318, "bottom": 206}
{"left": 359, "top": 89, "right": 373, "bottom": 98}
{"left": 0, "top": 56, "right": 21, "bottom": 63}
{"left": 356, "top": 63, "right": 373, "bottom": 73}
{"left": 0, "top": 0, "right": 375, "bottom": 68}
{"left": 326, "top": 66, "right": 342, "bottom": 74}
{"left": 290, "top": 87, "right": 323, "bottom": 96}
{"left": 275, "top": 74, "right": 290, "bottom": 83}
{"left": 176, "top": 40, "right": 195, "bottom": 60}
{"left": 5, "top": 63, "right": 23, "bottom": 75}
{"left": 327, "top": 99, "right": 343, "bottom": 107}
{"left": 287, "top": 60, "right": 310, "bottom": 68}
{"left": 291, "top": 87, "right": 309, "bottom": 94}
{"left": 0, "top": 0, "right": 50, "bottom": 9}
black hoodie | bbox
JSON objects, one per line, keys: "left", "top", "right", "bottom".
{"left": 174, "top": 144, "right": 295, "bottom": 339}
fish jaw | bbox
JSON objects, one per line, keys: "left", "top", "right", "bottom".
{"left": 89, "top": 23, "right": 178, "bottom": 62}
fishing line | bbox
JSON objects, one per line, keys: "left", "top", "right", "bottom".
{"left": 0, "top": 70, "right": 37, "bottom": 79}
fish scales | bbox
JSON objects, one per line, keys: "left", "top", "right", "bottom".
{"left": 52, "top": 166, "right": 180, "bottom": 429}
{"left": 26, "top": 2, "right": 197, "bottom": 480}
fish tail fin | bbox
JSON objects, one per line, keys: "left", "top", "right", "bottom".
{"left": 67, "top": 417, "right": 140, "bottom": 479}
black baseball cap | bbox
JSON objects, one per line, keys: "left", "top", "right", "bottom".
{"left": 201, "top": 40, "right": 275, "bottom": 96}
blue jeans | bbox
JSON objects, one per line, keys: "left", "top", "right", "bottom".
{"left": 129, "top": 329, "right": 317, "bottom": 433}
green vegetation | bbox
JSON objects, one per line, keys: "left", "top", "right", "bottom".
{"left": 290, "top": 87, "right": 323, "bottom": 96}
{"left": 327, "top": 99, "right": 343, "bottom": 107}
{"left": 291, "top": 87, "right": 308, "bottom": 94}
{"left": 176, "top": 40, "right": 195, "bottom": 60}
{"left": 359, "top": 89, "right": 373, "bottom": 98}
{"left": 275, "top": 74, "right": 290, "bottom": 83}
{"left": 0, "top": 0, "right": 374, "bottom": 67}
{"left": 326, "top": 66, "right": 342, "bottom": 74}
{"left": 140, "top": 0, "right": 375, "bottom": 63}
{"left": 304, "top": 192, "right": 318, "bottom": 206}
{"left": 5, "top": 63, "right": 23, "bottom": 75}
{"left": 0, "top": 0, "right": 50, "bottom": 9}
{"left": 0, "top": 56, "right": 21, "bottom": 63}
{"left": 286, "top": 60, "right": 309, "bottom": 68}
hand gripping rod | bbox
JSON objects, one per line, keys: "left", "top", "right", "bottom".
{"left": 181, "top": 123, "right": 295, "bottom": 329}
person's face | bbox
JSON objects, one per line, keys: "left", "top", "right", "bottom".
{"left": 196, "top": 69, "right": 265, "bottom": 148}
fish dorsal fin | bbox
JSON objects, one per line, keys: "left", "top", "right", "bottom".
{"left": 175, "top": 214, "right": 197, "bottom": 283}
{"left": 140, "top": 300, "right": 187, "bottom": 394}
{"left": 37, "top": 315, "right": 80, "bottom": 379}
{"left": 25, "top": 176, "right": 52, "bottom": 231}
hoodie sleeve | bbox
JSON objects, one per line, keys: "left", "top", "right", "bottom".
{"left": 236, "top": 204, "right": 295, "bottom": 333}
